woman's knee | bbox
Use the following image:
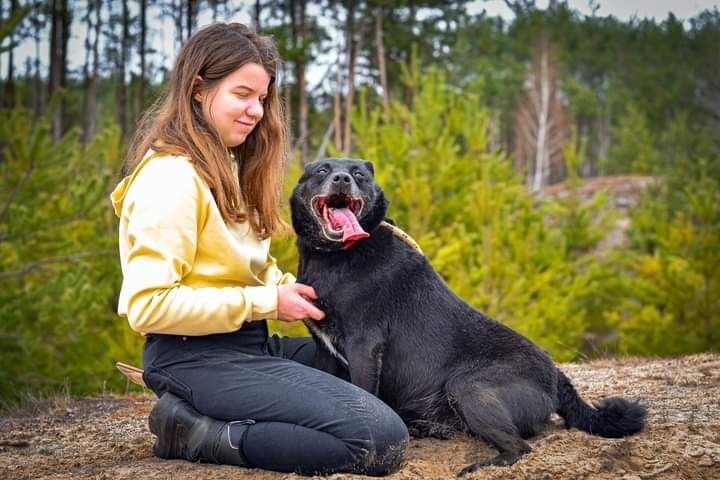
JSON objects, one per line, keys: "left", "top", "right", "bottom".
{"left": 355, "top": 404, "right": 409, "bottom": 475}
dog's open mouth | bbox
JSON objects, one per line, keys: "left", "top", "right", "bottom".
{"left": 311, "top": 194, "right": 370, "bottom": 248}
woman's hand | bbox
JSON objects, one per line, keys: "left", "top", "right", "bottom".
{"left": 277, "top": 283, "right": 325, "bottom": 322}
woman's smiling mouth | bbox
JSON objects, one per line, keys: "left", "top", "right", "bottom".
{"left": 235, "top": 120, "right": 255, "bottom": 130}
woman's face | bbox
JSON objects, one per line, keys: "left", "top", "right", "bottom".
{"left": 195, "top": 62, "right": 270, "bottom": 147}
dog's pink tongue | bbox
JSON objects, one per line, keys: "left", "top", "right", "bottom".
{"left": 328, "top": 207, "right": 369, "bottom": 248}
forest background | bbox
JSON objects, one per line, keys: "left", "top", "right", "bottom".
{"left": 0, "top": 0, "right": 718, "bottom": 408}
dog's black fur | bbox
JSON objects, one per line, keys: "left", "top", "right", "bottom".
{"left": 291, "top": 158, "right": 646, "bottom": 475}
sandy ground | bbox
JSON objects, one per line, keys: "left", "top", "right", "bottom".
{"left": 1, "top": 353, "right": 719, "bottom": 480}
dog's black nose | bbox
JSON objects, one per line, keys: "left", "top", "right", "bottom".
{"left": 332, "top": 172, "right": 352, "bottom": 185}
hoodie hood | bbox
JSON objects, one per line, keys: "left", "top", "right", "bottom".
{"left": 111, "top": 150, "right": 162, "bottom": 217}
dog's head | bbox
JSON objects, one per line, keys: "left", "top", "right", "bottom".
{"left": 291, "top": 158, "right": 388, "bottom": 252}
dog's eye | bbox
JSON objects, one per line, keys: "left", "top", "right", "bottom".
{"left": 316, "top": 168, "right": 328, "bottom": 175}
{"left": 353, "top": 171, "right": 364, "bottom": 179}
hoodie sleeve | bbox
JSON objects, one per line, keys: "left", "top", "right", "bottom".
{"left": 118, "top": 156, "right": 279, "bottom": 336}
{"left": 257, "top": 253, "right": 296, "bottom": 287}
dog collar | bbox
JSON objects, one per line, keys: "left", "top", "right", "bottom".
{"left": 379, "top": 221, "right": 424, "bottom": 256}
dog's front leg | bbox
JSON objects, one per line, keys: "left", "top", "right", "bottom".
{"left": 312, "top": 343, "right": 350, "bottom": 380}
{"left": 345, "top": 337, "right": 385, "bottom": 396}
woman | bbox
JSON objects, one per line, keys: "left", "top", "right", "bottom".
{"left": 111, "top": 23, "right": 408, "bottom": 475}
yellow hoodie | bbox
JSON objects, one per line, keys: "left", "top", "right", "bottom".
{"left": 111, "top": 150, "right": 294, "bottom": 336}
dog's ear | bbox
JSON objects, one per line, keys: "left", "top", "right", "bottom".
{"left": 299, "top": 161, "right": 320, "bottom": 181}
{"left": 303, "top": 161, "right": 318, "bottom": 174}
{"left": 364, "top": 160, "right": 375, "bottom": 176}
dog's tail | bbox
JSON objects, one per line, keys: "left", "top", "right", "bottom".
{"left": 556, "top": 369, "right": 646, "bottom": 438}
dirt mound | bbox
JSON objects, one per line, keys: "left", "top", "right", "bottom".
{"left": 2, "top": 354, "right": 719, "bottom": 480}
{"left": 539, "top": 175, "right": 658, "bottom": 210}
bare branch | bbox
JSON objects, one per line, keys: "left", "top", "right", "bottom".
{"left": 312, "top": 119, "right": 336, "bottom": 164}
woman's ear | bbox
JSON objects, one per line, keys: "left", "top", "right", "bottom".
{"left": 193, "top": 75, "right": 204, "bottom": 102}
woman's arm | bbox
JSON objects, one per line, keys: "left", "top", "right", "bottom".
{"left": 118, "top": 156, "right": 279, "bottom": 336}
{"left": 256, "top": 247, "right": 326, "bottom": 321}
{"left": 257, "top": 253, "right": 296, "bottom": 286}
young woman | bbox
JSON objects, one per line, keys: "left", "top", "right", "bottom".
{"left": 111, "top": 23, "right": 408, "bottom": 475}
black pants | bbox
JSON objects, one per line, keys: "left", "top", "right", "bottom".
{"left": 142, "top": 320, "right": 409, "bottom": 475}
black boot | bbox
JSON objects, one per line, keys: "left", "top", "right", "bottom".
{"left": 148, "top": 392, "right": 252, "bottom": 466}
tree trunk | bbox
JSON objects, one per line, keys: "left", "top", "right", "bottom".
{"left": 49, "top": 0, "right": 70, "bottom": 143}
{"left": 82, "top": 1, "right": 92, "bottom": 101}
{"left": 514, "top": 33, "right": 568, "bottom": 192}
{"left": 138, "top": 0, "right": 147, "bottom": 117}
{"left": 174, "top": 0, "right": 184, "bottom": 49}
{"left": 375, "top": 4, "right": 389, "bottom": 114}
{"left": 82, "top": 0, "right": 94, "bottom": 143}
{"left": 186, "top": 0, "right": 192, "bottom": 39}
{"left": 33, "top": 11, "right": 43, "bottom": 119}
{"left": 3, "top": 0, "right": 18, "bottom": 108}
{"left": 254, "top": 0, "right": 261, "bottom": 29}
{"left": 186, "top": 0, "right": 198, "bottom": 39}
{"left": 83, "top": 0, "right": 101, "bottom": 143}
{"left": 402, "top": 0, "right": 417, "bottom": 106}
{"left": 284, "top": 62, "right": 293, "bottom": 143}
{"left": 342, "top": 0, "right": 357, "bottom": 155}
{"left": 577, "top": 116, "right": 589, "bottom": 177}
{"left": 333, "top": 76, "right": 342, "bottom": 151}
{"left": 289, "top": 0, "right": 297, "bottom": 146}
{"left": 313, "top": 119, "right": 335, "bottom": 164}
{"left": 211, "top": 0, "right": 218, "bottom": 22}
{"left": 116, "top": 0, "right": 129, "bottom": 138}
{"left": 0, "top": 0, "right": 4, "bottom": 109}
{"left": 597, "top": 96, "right": 611, "bottom": 176}
{"left": 531, "top": 44, "right": 550, "bottom": 192}
{"left": 296, "top": 0, "right": 308, "bottom": 164}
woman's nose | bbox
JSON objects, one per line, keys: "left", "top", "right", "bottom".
{"left": 247, "top": 98, "right": 264, "bottom": 118}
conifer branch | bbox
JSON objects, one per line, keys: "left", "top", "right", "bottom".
{"left": 0, "top": 249, "right": 114, "bottom": 279}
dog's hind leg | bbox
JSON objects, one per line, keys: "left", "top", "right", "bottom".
{"left": 447, "top": 377, "right": 549, "bottom": 475}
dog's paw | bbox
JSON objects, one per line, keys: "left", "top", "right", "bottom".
{"left": 457, "top": 463, "right": 479, "bottom": 477}
{"left": 457, "top": 452, "right": 523, "bottom": 475}
{"left": 407, "top": 420, "right": 456, "bottom": 439}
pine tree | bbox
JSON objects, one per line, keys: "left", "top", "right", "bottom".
{"left": 0, "top": 106, "right": 139, "bottom": 405}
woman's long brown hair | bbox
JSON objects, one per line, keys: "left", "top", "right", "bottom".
{"left": 123, "top": 23, "right": 288, "bottom": 238}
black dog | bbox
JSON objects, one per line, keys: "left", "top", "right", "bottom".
{"left": 291, "top": 158, "right": 646, "bottom": 475}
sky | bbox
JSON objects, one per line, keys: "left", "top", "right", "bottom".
{"left": 468, "top": 0, "right": 718, "bottom": 22}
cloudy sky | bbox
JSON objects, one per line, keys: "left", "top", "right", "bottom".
{"left": 469, "top": 0, "right": 718, "bottom": 22}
